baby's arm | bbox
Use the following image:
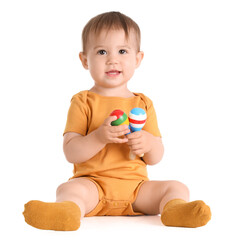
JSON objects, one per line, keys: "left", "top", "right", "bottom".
{"left": 63, "top": 115, "right": 130, "bottom": 164}
{"left": 143, "top": 134, "right": 164, "bottom": 165}
{"left": 127, "top": 130, "right": 164, "bottom": 165}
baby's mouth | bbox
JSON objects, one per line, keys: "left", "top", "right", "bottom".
{"left": 105, "top": 70, "right": 122, "bottom": 76}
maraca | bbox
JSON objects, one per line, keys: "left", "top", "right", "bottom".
{"left": 110, "top": 109, "right": 129, "bottom": 126}
{"left": 128, "top": 108, "right": 147, "bottom": 160}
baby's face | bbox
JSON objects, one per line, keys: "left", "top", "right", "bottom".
{"left": 80, "top": 29, "right": 143, "bottom": 90}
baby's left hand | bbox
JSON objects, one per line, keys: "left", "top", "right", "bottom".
{"left": 126, "top": 130, "right": 153, "bottom": 157}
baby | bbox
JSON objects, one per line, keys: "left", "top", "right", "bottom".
{"left": 23, "top": 11, "right": 211, "bottom": 231}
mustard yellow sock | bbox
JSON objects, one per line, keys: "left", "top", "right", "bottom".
{"left": 23, "top": 200, "right": 81, "bottom": 231}
{"left": 161, "top": 199, "right": 211, "bottom": 228}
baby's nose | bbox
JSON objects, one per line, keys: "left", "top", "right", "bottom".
{"left": 106, "top": 54, "right": 119, "bottom": 65}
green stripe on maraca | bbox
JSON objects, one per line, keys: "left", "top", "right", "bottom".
{"left": 110, "top": 110, "right": 129, "bottom": 126}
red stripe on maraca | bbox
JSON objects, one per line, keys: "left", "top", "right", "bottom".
{"left": 110, "top": 110, "right": 124, "bottom": 119}
{"left": 129, "top": 118, "right": 146, "bottom": 124}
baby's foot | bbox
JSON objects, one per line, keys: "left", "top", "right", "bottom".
{"left": 161, "top": 199, "right": 211, "bottom": 228}
{"left": 23, "top": 200, "right": 81, "bottom": 231}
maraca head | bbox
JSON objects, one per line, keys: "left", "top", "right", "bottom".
{"left": 110, "top": 109, "right": 129, "bottom": 126}
{"left": 129, "top": 108, "right": 147, "bottom": 132}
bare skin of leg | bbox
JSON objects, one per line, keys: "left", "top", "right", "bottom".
{"left": 132, "top": 180, "right": 190, "bottom": 214}
{"left": 56, "top": 178, "right": 99, "bottom": 218}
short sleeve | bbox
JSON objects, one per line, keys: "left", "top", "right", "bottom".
{"left": 142, "top": 96, "right": 162, "bottom": 138}
{"left": 63, "top": 94, "right": 88, "bottom": 136}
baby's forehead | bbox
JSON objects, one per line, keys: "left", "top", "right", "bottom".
{"left": 88, "top": 28, "right": 137, "bottom": 46}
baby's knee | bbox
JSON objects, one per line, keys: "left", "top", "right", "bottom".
{"left": 56, "top": 182, "right": 70, "bottom": 196}
{"left": 169, "top": 180, "right": 190, "bottom": 198}
{"left": 56, "top": 180, "right": 90, "bottom": 200}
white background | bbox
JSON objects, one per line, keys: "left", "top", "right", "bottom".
{"left": 0, "top": 0, "right": 239, "bottom": 239}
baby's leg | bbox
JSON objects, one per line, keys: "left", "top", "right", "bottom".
{"left": 23, "top": 178, "right": 99, "bottom": 231}
{"left": 133, "top": 180, "right": 211, "bottom": 227}
{"left": 56, "top": 178, "right": 99, "bottom": 217}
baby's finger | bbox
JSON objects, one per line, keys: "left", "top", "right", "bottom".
{"left": 127, "top": 138, "right": 141, "bottom": 146}
{"left": 126, "top": 131, "right": 141, "bottom": 140}
{"left": 134, "top": 149, "right": 145, "bottom": 156}
{"left": 104, "top": 116, "right": 117, "bottom": 126}
{"left": 110, "top": 124, "right": 130, "bottom": 133}
{"left": 111, "top": 136, "right": 129, "bottom": 144}
{"left": 111, "top": 129, "right": 130, "bottom": 138}
{"left": 129, "top": 144, "right": 143, "bottom": 154}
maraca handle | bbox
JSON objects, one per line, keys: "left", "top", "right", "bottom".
{"left": 128, "top": 108, "right": 146, "bottom": 160}
{"left": 129, "top": 150, "right": 144, "bottom": 160}
{"left": 129, "top": 150, "right": 136, "bottom": 160}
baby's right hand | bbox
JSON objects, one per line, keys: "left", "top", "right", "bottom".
{"left": 95, "top": 116, "right": 130, "bottom": 144}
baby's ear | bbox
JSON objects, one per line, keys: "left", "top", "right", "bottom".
{"left": 136, "top": 51, "right": 144, "bottom": 69}
{"left": 79, "top": 52, "right": 88, "bottom": 69}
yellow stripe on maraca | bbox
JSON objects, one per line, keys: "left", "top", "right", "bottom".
{"left": 120, "top": 117, "right": 129, "bottom": 126}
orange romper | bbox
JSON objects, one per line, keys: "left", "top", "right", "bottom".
{"left": 64, "top": 91, "right": 161, "bottom": 216}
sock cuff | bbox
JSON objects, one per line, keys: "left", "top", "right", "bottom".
{"left": 163, "top": 199, "right": 187, "bottom": 211}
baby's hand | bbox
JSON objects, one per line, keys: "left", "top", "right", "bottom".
{"left": 95, "top": 116, "right": 130, "bottom": 144}
{"left": 126, "top": 130, "right": 153, "bottom": 156}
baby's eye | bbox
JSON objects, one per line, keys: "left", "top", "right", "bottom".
{"left": 119, "top": 49, "right": 127, "bottom": 54}
{"left": 97, "top": 50, "right": 107, "bottom": 55}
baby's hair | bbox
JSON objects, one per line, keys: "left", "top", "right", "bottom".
{"left": 82, "top": 11, "right": 141, "bottom": 53}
